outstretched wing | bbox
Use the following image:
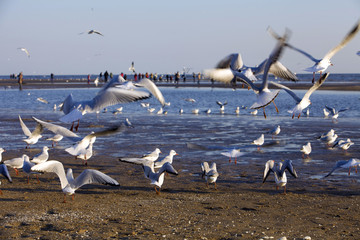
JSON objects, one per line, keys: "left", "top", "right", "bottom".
{"left": 135, "top": 78, "right": 165, "bottom": 106}
{"left": 31, "top": 160, "right": 67, "bottom": 189}
{"left": 215, "top": 53, "right": 244, "bottom": 70}
{"left": 73, "top": 169, "right": 119, "bottom": 190}
{"left": 323, "top": 160, "right": 349, "bottom": 178}
{"left": 19, "top": 115, "right": 32, "bottom": 137}
{"left": 263, "top": 160, "right": 275, "bottom": 183}
{"left": 32, "top": 117, "right": 80, "bottom": 141}
{"left": 279, "top": 160, "right": 298, "bottom": 178}
{"left": 269, "top": 81, "right": 302, "bottom": 103}
{"left": 0, "top": 164, "right": 12, "bottom": 183}
{"left": 302, "top": 73, "right": 329, "bottom": 101}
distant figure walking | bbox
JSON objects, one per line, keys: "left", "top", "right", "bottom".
{"left": 99, "top": 72, "right": 103, "bottom": 81}
{"left": 104, "top": 71, "right": 109, "bottom": 82}
{"left": 87, "top": 74, "right": 91, "bottom": 84}
{"left": 50, "top": 73, "right": 54, "bottom": 84}
{"left": 18, "top": 72, "right": 23, "bottom": 90}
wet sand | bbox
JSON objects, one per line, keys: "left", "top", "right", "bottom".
{"left": 0, "top": 82, "right": 360, "bottom": 239}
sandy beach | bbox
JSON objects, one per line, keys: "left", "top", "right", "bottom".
{"left": 0, "top": 81, "right": 360, "bottom": 240}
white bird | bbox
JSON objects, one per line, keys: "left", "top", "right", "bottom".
{"left": 318, "top": 129, "right": 338, "bottom": 146}
{"left": 129, "top": 61, "right": 135, "bottom": 73}
{"left": 47, "top": 134, "right": 64, "bottom": 147}
{"left": 142, "top": 148, "right": 162, "bottom": 161}
{"left": 250, "top": 109, "right": 258, "bottom": 115}
{"left": 19, "top": 115, "right": 43, "bottom": 148}
{"left": 154, "top": 150, "right": 178, "bottom": 168}
{"left": 201, "top": 162, "right": 219, "bottom": 189}
{"left": 148, "top": 107, "right": 156, "bottom": 113}
{"left": 192, "top": 109, "right": 199, "bottom": 114}
{"left": 300, "top": 142, "right": 312, "bottom": 158}
{"left": 221, "top": 149, "right": 244, "bottom": 164}
{"left": 118, "top": 158, "right": 178, "bottom": 194}
{"left": 0, "top": 164, "right": 12, "bottom": 194}
{"left": 235, "top": 106, "right": 240, "bottom": 115}
{"left": 156, "top": 107, "right": 163, "bottom": 115}
{"left": 23, "top": 155, "right": 40, "bottom": 184}
{"left": 184, "top": 98, "right": 196, "bottom": 103}
{"left": 75, "top": 142, "right": 93, "bottom": 166}
{"left": 60, "top": 77, "right": 164, "bottom": 131}
{"left": 94, "top": 77, "right": 99, "bottom": 87}
{"left": 4, "top": 154, "right": 26, "bottom": 175}
{"left": 267, "top": 125, "right": 281, "bottom": 139}
{"left": 332, "top": 138, "right": 354, "bottom": 151}
{"left": 268, "top": 21, "right": 360, "bottom": 83}
{"left": 270, "top": 73, "right": 329, "bottom": 119}
{"left": 324, "top": 158, "right": 360, "bottom": 178}
{"left": 303, "top": 108, "right": 310, "bottom": 117}
{"left": 36, "top": 97, "right": 49, "bottom": 104}
{"left": 0, "top": 148, "right": 5, "bottom": 162}
{"left": 263, "top": 160, "right": 298, "bottom": 194}
{"left": 204, "top": 109, "right": 211, "bottom": 115}
{"left": 31, "top": 160, "right": 119, "bottom": 202}
{"left": 31, "top": 146, "right": 50, "bottom": 164}
{"left": 204, "top": 31, "right": 290, "bottom": 119}
{"left": 141, "top": 102, "right": 150, "bottom": 108}
{"left": 325, "top": 105, "right": 349, "bottom": 120}
{"left": 216, "top": 101, "right": 227, "bottom": 114}
{"left": 252, "top": 134, "right": 264, "bottom": 150}
{"left": 179, "top": 109, "right": 184, "bottom": 114}
{"left": 18, "top": 47, "right": 30, "bottom": 58}
{"left": 323, "top": 108, "right": 330, "bottom": 117}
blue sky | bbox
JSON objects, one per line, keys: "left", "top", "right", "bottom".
{"left": 0, "top": 0, "right": 359, "bottom": 75}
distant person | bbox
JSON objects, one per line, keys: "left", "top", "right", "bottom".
{"left": 18, "top": 72, "right": 23, "bottom": 90}
{"left": 120, "top": 72, "right": 124, "bottom": 77}
{"left": 50, "top": 73, "right": 54, "bottom": 83}
{"left": 197, "top": 72, "right": 201, "bottom": 84}
{"left": 134, "top": 73, "right": 138, "bottom": 81}
{"left": 124, "top": 74, "right": 127, "bottom": 80}
{"left": 175, "top": 72, "right": 180, "bottom": 83}
{"left": 145, "top": 72, "right": 149, "bottom": 79}
{"left": 104, "top": 71, "right": 109, "bottom": 82}
{"left": 193, "top": 72, "right": 196, "bottom": 82}
{"left": 87, "top": 74, "right": 91, "bottom": 84}
{"left": 110, "top": 72, "right": 113, "bottom": 79}
{"left": 99, "top": 72, "right": 103, "bottom": 81}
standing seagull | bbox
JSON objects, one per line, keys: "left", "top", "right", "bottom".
{"left": 19, "top": 115, "right": 43, "bottom": 148}
{"left": 23, "top": 155, "right": 40, "bottom": 184}
{"left": 300, "top": 142, "right": 312, "bottom": 158}
{"left": 154, "top": 150, "right": 178, "bottom": 168}
{"left": 221, "top": 149, "right": 244, "bottom": 164}
{"left": 252, "top": 134, "right": 264, "bottom": 150}
{"left": 216, "top": 101, "right": 227, "bottom": 114}
{"left": 267, "top": 125, "right": 281, "bottom": 139}
{"left": 0, "top": 164, "right": 12, "bottom": 194}
{"left": 270, "top": 73, "right": 329, "bottom": 119}
{"left": 3, "top": 154, "right": 26, "bottom": 175}
{"left": 31, "top": 160, "right": 119, "bottom": 203}
{"left": 31, "top": 146, "right": 50, "bottom": 164}
{"left": 204, "top": 30, "right": 290, "bottom": 118}
{"left": 263, "top": 160, "right": 298, "bottom": 194}
{"left": 118, "top": 158, "right": 178, "bottom": 194}
{"left": 268, "top": 20, "right": 360, "bottom": 82}
{"left": 201, "top": 162, "right": 219, "bottom": 190}
{"left": 18, "top": 47, "right": 30, "bottom": 58}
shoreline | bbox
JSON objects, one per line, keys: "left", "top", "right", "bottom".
{"left": 1, "top": 78, "right": 360, "bottom": 91}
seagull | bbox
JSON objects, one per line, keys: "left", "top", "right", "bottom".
{"left": 267, "top": 125, "right": 281, "bottom": 139}
{"left": 268, "top": 20, "right": 360, "bottom": 83}
{"left": 31, "top": 146, "right": 50, "bottom": 164}
{"left": 19, "top": 115, "right": 43, "bottom": 148}
{"left": 318, "top": 129, "right": 338, "bottom": 146}
{"left": 23, "top": 155, "right": 40, "bottom": 184}
{"left": 204, "top": 30, "right": 290, "bottom": 118}
{"left": 154, "top": 150, "right": 178, "bottom": 168}
{"left": 0, "top": 148, "right": 5, "bottom": 162}
{"left": 300, "top": 142, "right": 312, "bottom": 158}
{"left": 75, "top": 142, "right": 93, "bottom": 166}
{"left": 3, "top": 154, "right": 26, "bottom": 175}
{"left": 263, "top": 160, "right": 298, "bottom": 194}
{"left": 332, "top": 138, "right": 354, "bottom": 152}
{"left": 323, "top": 108, "right": 330, "bottom": 118}
{"left": 60, "top": 77, "right": 164, "bottom": 131}
{"left": 85, "top": 29, "right": 104, "bottom": 36}
{"left": 204, "top": 109, "right": 211, "bottom": 115}
{"left": 142, "top": 148, "right": 162, "bottom": 161}
{"left": 129, "top": 61, "right": 135, "bottom": 73}
{"left": 324, "top": 158, "right": 360, "bottom": 178}
{"left": 184, "top": 98, "right": 196, "bottom": 103}
{"left": 270, "top": 73, "right": 329, "bottom": 119}
{"left": 31, "top": 160, "right": 119, "bottom": 203}
{"left": 118, "top": 158, "right": 178, "bottom": 194}
{"left": 235, "top": 106, "right": 240, "bottom": 115}
{"left": 18, "top": 47, "right": 30, "bottom": 58}
{"left": 216, "top": 101, "right": 227, "bottom": 114}
{"left": 221, "top": 149, "right": 245, "bottom": 164}
{"left": 325, "top": 105, "right": 349, "bottom": 120}
{"left": 191, "top": 109, "right": 199, "bottom": 114}
{"left": 201, "top": 162, "right": 219, "bottom": 190}
{"left": 46, "top": 134, "right": 64, "bottom": 147}
{"left": 250, "top": 109, "right": 258, "bottom": 115}
{"left": 252, "top": 134, "right": 264, "bottom": 150}
{"left": 0, "top": 164, "right": 12, "bottom": 194}
{"left": 36, "top": 97, "right": 49, "bottom": 104}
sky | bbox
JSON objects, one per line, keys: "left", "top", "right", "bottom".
{"left": 0, "top": 0, "right": 359, "bottom": 75}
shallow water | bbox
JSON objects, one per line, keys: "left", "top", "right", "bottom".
{"left": 0, "top": 87, "right": 359, "bottom": 182}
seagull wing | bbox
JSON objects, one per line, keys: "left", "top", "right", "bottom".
{"left": 201, "top": 162, "right": 210, "bottom": 175}
{"left": 302, "top": 73, "right": 329, "bottom": 101}
{"left": 263, "top": 160, "right": 275, "bottom": 183}
{"left": 279, "top": 160, "right": 298, "bottom": 178}
{"left": 72, "top": 169, "right": 119, "bottom": 190}
{"left": 0, "top": 164, "right": 12, "bottom": 183}
{"left": 269, "top": 81, "right": 302, "bottom": 103}
{"left": 325, "top": 105, "right": 336, "bottom": 115}
{"left": 323, "top": 20, "right": 360, "bottom": 61}
{"left": 203, "top": 68, "right": 235, "bottom": 83}
{"left": 215, "top": 53, "right": 244, "bottom": 70}
{"left": 254, "top": 59, "right": 298, "bottom": 82}
{"left": 31, "top": 160, "right": 68, "bottom": 189}
{"left": 32, "top": 117, "right": 81, "bottom": 141}
{"left": 18, "top": 115, "right": 32, "bottom": 137}
{"left": 135, "top": 78, "right": 165, "bottom": 106}
{"left": 324, "top": 160, "right": 349, "bottom": 178}
{"left": 60, "top": 94, "right": 76, "bottom": 115}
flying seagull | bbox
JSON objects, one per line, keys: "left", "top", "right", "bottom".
{"left": 18, "top": 47, "right": 30, "bottom": 58}
{"left": 268, "top": 20, "right": 360, "bottom": 82}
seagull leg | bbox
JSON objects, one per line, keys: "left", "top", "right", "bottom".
{"left": 263, "top": 108, "right": 267, "bottom": 119}
{"left": 0, "top": 190, "right": 2, "bottom": 195}
{"left": 70, "top": 122, "right": 74, "bottom": 132}
{"left": 63, "top": 194, "right": 67, "bottom": 203}
{"left": 72, "top": 194, "right": 75, "bottom": 201}
{"left": 348, "top": 167, "right": 351, "bottom": 176}
{"left": 75, "top": 120, "right": 80, "bottom": 132}
{"left": 229, "top": 157, "right": 231, "bottom": 163}
{"left": 27, "top": 176, "right": 30, "bottom": 184}
{"left": 272, "top": 101, "right": 279, "bottom": 113}
{"left": 283, "top": 186, "right": 287, "bottom": 195}
{"left": 206, "top": 182, "right": 209, "bottom": 188}
{"left": 15, "top": 168, "right": 19, "bottom": 176}
{"left": 36, "top": 175, "right": 40, "bottom": 184}
{"left": 214, "top": 182, "right": 218, "bottom": 191}
{"left": 297, "top": 113, "right": 301, "bottom": 119}
{"left": 234, "top": 157, "right": 237, "bottom": 164}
